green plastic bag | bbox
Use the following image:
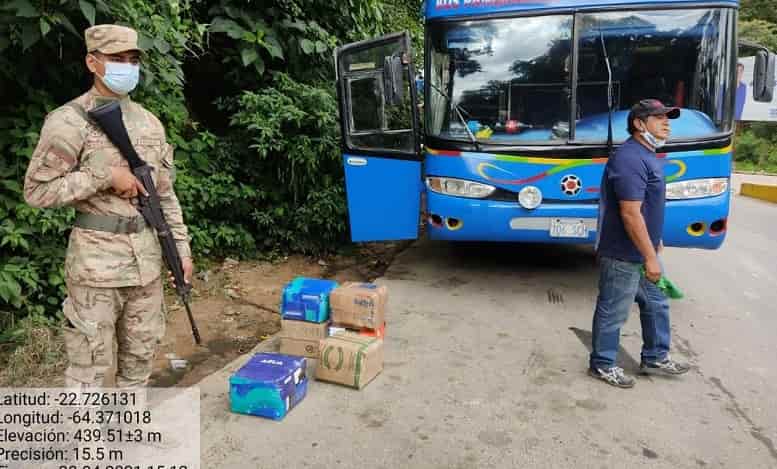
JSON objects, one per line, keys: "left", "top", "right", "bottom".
{"left": 640, "top": 266, "right": 684, "bottom": 300}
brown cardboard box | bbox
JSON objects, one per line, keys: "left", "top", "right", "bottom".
{"left": 329, "top": 282, "right": 388, "bottom": 330}
{"left": 279, "top": 320, "right": 329, "bottom": 358}
{"left": 315, "top": 332, "right": 383, "bottom": 389}
{"left": 280, "top": 319, "right": 329, "bottom": 340}
{"left": 280, "top": 337, "right": 320, "bottom": 358}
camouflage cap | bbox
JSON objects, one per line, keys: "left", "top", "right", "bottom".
{"left": 84, "top": 25, "right": 139, "bottom": 54}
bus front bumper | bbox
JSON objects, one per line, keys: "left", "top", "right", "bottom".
{"left": 426, "top": 191, "right": 729, "bottom": 249}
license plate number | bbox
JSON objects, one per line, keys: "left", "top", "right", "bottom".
{"left": 549, "top": 218, "right": 588, "bottom": 238}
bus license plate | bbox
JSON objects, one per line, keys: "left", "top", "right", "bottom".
{"left": 549, "top": 218, "right": 588, "bottom": 238}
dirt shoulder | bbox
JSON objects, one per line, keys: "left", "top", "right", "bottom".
{"left": 0, "top": 242, "right": 410, "bottom": 388}
{"left": 151, "top": 241, "right": 411, "bottom": 387}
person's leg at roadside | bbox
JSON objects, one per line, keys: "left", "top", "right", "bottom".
{"left": 636, "top": 274, "right": 689, "bottom": 375}
{"left": 115, "top": 277, "right": 166, "bottom": 388}
{"left": 62, "top": 283, "right": 121, "bottom": 388}
{"left": 60, "top": 284, "right": 121, "bottom": 456}
{"left": 590, "top": 257, "right": 641, "bottom": 388}
{"left": 113, "top": 278, "right": 178, "bottom": 449}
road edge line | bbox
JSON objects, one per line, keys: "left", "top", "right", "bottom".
{"left": 740, "top": 183, "right": 777, "bottom": 204}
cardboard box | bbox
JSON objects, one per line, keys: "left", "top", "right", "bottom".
{"left": 229, "top": 353, "right": 307, "bottom": 420}
{"left": 329, "top": 322, "right": 386, "bottom": 339}
{"left": 330, "top": 282, "right": 388, "bottom": 330}
{"left": 281, "top": 277, "right": 339, "bottom": 323}
{"left": 281, "top": 319, "right": 330, "bottom": 340}
{"left": 280, "top": 320, "right": 329, "bottom": 358}
{"left": 280, "top": 338, "right": 320, "bottom": 358}
{"left": 315, "top": 332, "right": 383, "bottom": 389}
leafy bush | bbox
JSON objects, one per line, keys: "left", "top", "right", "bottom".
{"left": 0, "top": 93, "right": 71, "bottom": 320}
{"left": 228, "top": 73, "right": 348, "bottom": 254}
{"left": 0, "top": 0, "right": 420, "bottom": 333}
{"left": 734, "top": 131, "right": 768, "bottom": 164}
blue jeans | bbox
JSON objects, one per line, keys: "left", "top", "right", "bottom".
{"left": 589, "top": 256, "right": 671, "bottom": 370}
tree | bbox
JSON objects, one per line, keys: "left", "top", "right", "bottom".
{"left": 740, "top": 0, "right": 777, "bottom": 25}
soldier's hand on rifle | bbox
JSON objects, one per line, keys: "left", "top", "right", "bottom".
{"left": 182, "top": 257, "right": 193, "bottom": 284}
{"left": 168, "top": 257, "right": 194, "bottom": 287}
{"left": 110, "top": 166, "right": 147, "bottom": 199}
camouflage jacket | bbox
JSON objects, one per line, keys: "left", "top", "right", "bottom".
{"left": 24, "top": 88, "right": 191, "bottom": 288}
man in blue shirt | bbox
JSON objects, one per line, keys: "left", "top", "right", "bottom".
{"left": 735, "top": 63, "right": 747, "bottom": 121}
{"left": 590, "top": 99, "right": 690, "bottom": 388}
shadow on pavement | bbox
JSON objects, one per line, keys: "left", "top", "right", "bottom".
{"left": 443, "top": 241, "right": 597, "bottom": 272}
{"left": 569, "top": 326, "right": 642, "bottom": 374}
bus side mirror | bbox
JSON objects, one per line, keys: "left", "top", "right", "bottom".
{"left": 753, "top": 50, "right": 776, "bottom": 102}
{"left": 383, "top": 55, "right": 404, "bottom": 106}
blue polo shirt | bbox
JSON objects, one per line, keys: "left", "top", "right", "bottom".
{"left": 596, "top": 137, "right": 665, "bottom": 263}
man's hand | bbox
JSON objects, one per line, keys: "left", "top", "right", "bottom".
{"left": 182, "top": 257, "right": 193, "bottom": 284}
{"left": 168, "top": 257, "right": 194, "bottom": 288}
{"left": 110, "top": 166, "right": 147, "bottom": 198}
{"left": 644, "top": 256, "right": 662, "bottom": 283}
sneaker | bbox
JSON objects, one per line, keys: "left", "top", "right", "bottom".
{"left": 640, "top": 356, "right": 690, "bottom": 376}
{"left": 589, "top": 366, "right": 635, "bottom": 388}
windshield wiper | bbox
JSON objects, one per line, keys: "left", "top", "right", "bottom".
{"left": 600, "top": 29, "right": 615, "bottom": 158}
{"left": 429, "top": 81, "right": 481, "bottom": 150}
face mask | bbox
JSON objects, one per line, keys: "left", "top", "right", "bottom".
{"left": 641, "top": 130, "right": 666, "bottom": 149}
{"left": 639, "top": 122, "right": 666, "bottom": 149}
{"left": 94, "top": 57, "right": 139, "bottom": 95}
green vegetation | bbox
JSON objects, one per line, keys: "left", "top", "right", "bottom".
{"left": 0, "top": 0, "right": 422, "bottom": 337}
{"left": 737, "top": 1, "right": 777, "bottom": 172}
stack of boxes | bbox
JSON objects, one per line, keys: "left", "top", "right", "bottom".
{"left": 229, "top": 277, "right": 388, "bottom": 420}
{"left": 317, "top": 282, "right": 388, "bottom": 389}
{"left": 278, "top": 277, "right": 338, "bottom": 358}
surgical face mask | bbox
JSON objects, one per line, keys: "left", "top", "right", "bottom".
{"left": 93, "top": 57, "right": 139, "bottom": 95}
{"left": 639, "top": 122, "right": 666, "bottom": 149}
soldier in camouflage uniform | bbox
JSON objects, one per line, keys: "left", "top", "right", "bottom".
{"left": 23, "top": 25, "right": 194, "bottom": 388}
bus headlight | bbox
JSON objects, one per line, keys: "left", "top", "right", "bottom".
{"left": 518, "top": 186, "right": 543, "bottom": 209}
{"left": 666, "top": 178, "right": 729, "bottom": 200}
{"left": 426, "top": 177, "right": 496, "bottom": 199}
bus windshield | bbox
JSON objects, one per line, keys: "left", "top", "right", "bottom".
{"left": 427, "top": 8, "right": 736, "bottom": 145}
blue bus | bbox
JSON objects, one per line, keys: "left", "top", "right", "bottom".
{"left": 335, "top": 0, "right": 776, "bottom": 248}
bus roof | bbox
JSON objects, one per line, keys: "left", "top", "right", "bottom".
{"left": 425, "top": 0, "right": 739, "bottom": 21}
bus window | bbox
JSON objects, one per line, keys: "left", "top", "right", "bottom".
{"left": 346, "top": 71, "right": 415, "bottom": 152}
{"left": 575, "top": 8, "right": 736, "bottom": 143}
{"left": 349, "top": 76, "right": 383, "bottom": 132}
{"left": 427, "top": 15, "right": 573, "bottom": 144}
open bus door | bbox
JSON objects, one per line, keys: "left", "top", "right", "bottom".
{"left": 335, "top": 32, "right": 422, "bottom": 242}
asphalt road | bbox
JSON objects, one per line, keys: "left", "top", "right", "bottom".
{"left": 198, "top": 182, "right": 777, "bottom": 469}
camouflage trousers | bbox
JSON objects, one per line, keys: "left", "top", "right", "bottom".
{"left": 61, "top": 277, "right": 165, "bottom": 388}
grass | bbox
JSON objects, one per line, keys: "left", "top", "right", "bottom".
{"left": 0, "top": 315, "right": 67, "bottom": 387}
{"left": 733, "top": 161, "right": 777, "bottom": 174}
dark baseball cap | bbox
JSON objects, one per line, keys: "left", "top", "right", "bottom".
{"left": 630, "top": 99, "right": 681, "bottom": 119}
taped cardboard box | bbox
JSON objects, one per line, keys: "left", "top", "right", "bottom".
{"left": 280, "top": 338, "right": 321, "bottom": 359}
{"left": 281, "top": 319, "right": 330, "bottom": 340}
{"left": 315, "top": 332, "right": 383, "bottom": 389}
{"left": 330, "top": 282, "right": 388, "bottom": 330}
{"left": 281, "top": 277, "right": 338, "bottom": 323}
{"left": 229, "top": 353, "right": 307, "bottom": 420}
{"left": 280, "top": 320, "right": 329, "bottom": 358}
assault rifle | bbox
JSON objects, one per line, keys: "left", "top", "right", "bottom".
{"left": 88, "top": 101, "right": 202, "bottom": 345}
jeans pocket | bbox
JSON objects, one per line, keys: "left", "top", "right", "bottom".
{"left": 610, "top": 258, "right": 640, "bottom": 276}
